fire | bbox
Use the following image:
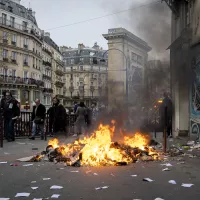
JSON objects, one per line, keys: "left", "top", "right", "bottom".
{"left": 48, "top": 123, "right": 159, "bottom": 166}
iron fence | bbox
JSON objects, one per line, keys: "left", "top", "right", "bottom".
{"left": 0, "top": 112, "right": 77, "bottom": 147}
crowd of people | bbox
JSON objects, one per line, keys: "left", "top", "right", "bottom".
{"left": 0, "top": 90, "right": 102, "bottom": 142}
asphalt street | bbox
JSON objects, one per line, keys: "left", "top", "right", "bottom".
{"left": 0, "top": 138, "right": 200, "bottom": 200}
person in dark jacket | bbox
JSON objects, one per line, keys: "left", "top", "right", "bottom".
{"left": 48, "top": 97, "right": 67, "bottom": 136}
{"left": 2, "top": 91, "right": 20, "bottom": 142}
{"left": 159, "top": 92, "right": 173, "bottom": 137}
{"left": 29, "top": 99, "right": 46, "bottom": 140}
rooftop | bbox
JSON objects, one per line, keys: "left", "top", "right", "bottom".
{"left": 103, "top": 28, "right": 152, "bottom": 52}
{"left": 0, "top": 0, "right": 38, "bottom": 26}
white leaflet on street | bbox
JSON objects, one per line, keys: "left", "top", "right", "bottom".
{"left": 43, "top": 178, "right": 51, "bottom": 180}
{"left": 86, "top": 170, "right": 92, "bottom": 174}
{"left": 16, "top": 142, "right": 26, "bottom": 145}
{"left": 4, "top": 152, "right": 10, "bottom": 155}
{"left": 23, "top": 164, "right": 33, "bottom": 167}
{"left": 51, "top": 194, "right": 60, "bottom": 198}
{"left": 93, "top": 173, "right": 98, "bottom": 176}
{"left": 131, "top": 175, "right": 137, "bottom": 177}
{"left": 161, "top": 163, "right": 172, "bottom": 167}
{"left": 0, "top": 162, "right": 7, "bottom": 164}
{"left": 181, "top": 183, "right": 194, "bottom": 188}
{"left": 70, "top": 171, "right": 79, "bottom": 173}
{"left": 33, "top": 198, "right": 43, "bottom": 200}
{"left": 95, "top": 186, "right": 109, "bottom": 190}
{"left": 0, "top": 198, "right": 10, "bottom": 200}
{"left": 155, "top": 198, "right": 164, "bottom": 200}
{"left": 31, "top": 181, "right": 37, "bottom": 183}
{"left": 168, "top": 180, "right": 176, "bottom": 185}
{"left": 17, "top": 156, "right": 34, "bottom": 162}
{"left": 15, "top": 193, "right": 30, "bottom": 197}
{"left": 60, "top": 168, "right": 64, "bottom": 170}
{"left": 50, "top": 185, "right": 63, "bottom": 190}
{"left": 162, "top": 168, "right": 170, "bottom": 171}
{"left": 143, "top": 178, "right": 154, "bottom": 182}
{"left": 111, "top": 173, "right": 115, "bottom": 177}
{"left": 31, "top": 187, "right": 38, "bottom": 190}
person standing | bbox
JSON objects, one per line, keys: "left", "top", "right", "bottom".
{"left": 48, "top": 97, "right": 67, "bottom": 136}
{"left": 74, "top": 101, "right": 79, "bottom": 113}
{"left": 29, "top": 99, "right": 46, "bottom": 140}
{"left": 160, "top": 92, "right": 173, "bottom": 137}
{"left": 75, "top": 101, "right": 87, "bottom": 135}
{"left": 2, "top": 91, "right": 20, "bottom": 142}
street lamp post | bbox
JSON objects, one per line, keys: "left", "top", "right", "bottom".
{"left": 101, "top": 48, "right": 128, "bottom": 102}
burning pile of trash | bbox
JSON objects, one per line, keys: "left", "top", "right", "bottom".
{"left": 24, "top": 122, "right": 162, "bottom": 167}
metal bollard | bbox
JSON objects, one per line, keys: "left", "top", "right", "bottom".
{"left": 163, "top": 106, "right": 168, "bottom": 153}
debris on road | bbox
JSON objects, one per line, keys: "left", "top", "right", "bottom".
{"left": 15, "top": 193, "right": 30, "bottom": 197}
{"left": 0, "top": 162, "right": 7, "bottom": 164}
{"left": 131, "top": 175, "right": 137, "bottom": 177}
{"left": 161, "top": 163, "right": 172, "bottom": 167}
{"left": 155, "top": 198, "right": 164, "bottom": 200}
{"left": 93, "top": 173, "right": 98, "bottom": 176}
{"left": 95, "top": 186, "right": 109, "bottom": 190}
{"left": 31, "top": 181, "right": 37, "bottom": 183}
{"left": 31, "top": 187, "right": 38, "bottom": 190}
{"left": 70, "top": 171, "right": 79, "bottom": 173}
{"left": 17, "top": 156, "right": 34, "bottom": 162}
{"left": 43, "top": 178, "right": 51, "bottom": 180}
{"left": 162, "top": 168, "right": 170, "bottom": 171}
{"left": 181, "top": 183, "right": 194, "bottom": 188}
{"left": 51, "top": 194, "right": 60, "bottom": 198}
{"left": 23, "top": 164, "right": 33, "bottom": 167}
{"left": 50, "top": 185, "right": 63, "bottom": 190}
{"left": 143, "top": 178, "right": 154, "bottom": 182}
{"left": 168, "top": 180, "right": 176, "bottom": 185}
{"left": 33, "top": 198, "right": 43, "bottom": 200}
{"left": 10, "top": 163, "right": 19, "bottom": 166}
{"left": 0, "top": 198, "right": 10, "bottom": 200}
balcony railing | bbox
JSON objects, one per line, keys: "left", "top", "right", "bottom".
{"left": 43, "top": 60, "right": 52, "bottom": 67}
{"left": 42, "top": 48, "right": 52, "bottom": 56}
{"left": 42, "top": 74, "right": 52, "bottom": 81}
{"left": 43, "top": 88, "right": 53, "bottom": 93}
{"left": 56, "top": 58, "right": 64, "bottom": 66}
{"left": 0, "top": 17, "right": 43, "bottom": 42}
{"left": 55, "top": 66, "right": 64, "bottom": 76}
{"left": 0, "top": 75, "right": 44, "bottom": 87}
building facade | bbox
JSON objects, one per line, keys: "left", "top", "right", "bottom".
{"left": 0, "top": 0, "right": 43, "bottom": 109}
{"left": 103, "top": 28, "right": 151, "bottom": 109}
{"left": 164, "top": 0, "right": 200, "bottom": 138}
{"left": 60, "top": 43, "right": 108, "bottom": 107}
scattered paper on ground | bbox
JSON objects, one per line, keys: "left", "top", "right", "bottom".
{"left": 70, "top": 171, "right": 79, "bottom": 173}
{"left": 168, "top": 180, "right": 176, "bottom": 185}
{"left": 50, "top": 185, "right": 63, "bottom": 190}
{"left": 162, "top": 168, "right": 170, "bottom": 171}
{"left": 31, "top": 187, "right": 38, "bottom": 190}
{"left": 17, "top": 156, "right": 33, "bottom": 162}
{"left": 143, "top": 178, "right": 154, "bottom": 182}
{"left": 95, "top": 186, "right": 109, "bottom": 190}
{"left": 31, "top": 181, "right": 37, "bottom": 183}
{"left": 33, "top": 198, "right": 43, "bottom": 200}
{"left": 161, "top": 163, "right": 172, "bottom": 167}
{"left": 51, "top": 194, "right": 60, "bottom": 198}
{"left": 15, "top": 193, "right": 30, "bottom": 197}
{"left": 23, "top": 164, "right": 33, "bottom": 167}
{"left": 43, "top": 178, "right": 51, "bottom": 180}
{"left": 0, "top": 162, "right": 7, "bottom": 164}
{"left": 181, "top": 183, "right": 194, "bottom": 188}
{"left": 16, "top": 142, "right": 26, "bottom": 145}
{"left": 155, "top": 198, "right": 164, "bottom": 200}
{"left": 93, "top": 173, "right": 98, "bottom": 176}
{"left": 0, "top": 198, "right": 10, "bottom": 200}
{"left": 131, "top": 175, "right": 137, "bottom": 177}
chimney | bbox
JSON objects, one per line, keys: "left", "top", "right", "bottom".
{"left": 44, "top": 32, "right": 50, "bottom": 38}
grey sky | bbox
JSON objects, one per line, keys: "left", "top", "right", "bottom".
{"left": 21, "top": 0, "right": 170, "bottom": 59}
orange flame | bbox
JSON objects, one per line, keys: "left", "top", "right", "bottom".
{"left": 48, "top": 123, "right": 157, "bottom": 166}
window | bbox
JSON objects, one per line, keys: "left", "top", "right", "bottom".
{"left": 71, "top": 59, "right": 74, "bottom": 64}
{"left": 10, "top": 16, "right": 15, "bottom": 27}
{"left": 80, "top": 57, "right": 84, "bottom": 63}
{"left": 80, "top": 66, "right": 83, "bottom": 71}
{"left": 33, "top": 91, "right": 40, "bottom": 101}
{"left": 3, "top": 49, "right": 8, "bottom": 58}
{"left": 24, "top": 55, "right": 28, "bottom": 64}
{"left": 22, "top": 21, "right": 27, "bottom": 30}
{"left": 24, "top": 38, "right": 28, "bottom": 48}
{"left": 12, "top": 69, "right": 16, "bottom": 77}
{"left": 11, "top": 51, "right": 17, "bottom": 60}
{"left": 80, "top": 82, "right": 83, "bottom": 86}
{"left": 3, "top": 32, "right": 8, "bottom": 40}
{"left": 77, "top": 82, "right": 79, "bottom": 86}
{"left": 2, "top": 13, "right": 7, "bottom": 25}
{"left": 90, "top": 58, "right": 93, "bottom": 64}
{"left": 12, "top": 34, "right": 17, "bottom": 42}
{"left": 23, "top": 71, "right": 28, "bottom": 78}
{"left": 91, "top": 82, "right": 93, "bottom": 86}
{"left": 91, "top": 66, "right": 93, "bottom": 71}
